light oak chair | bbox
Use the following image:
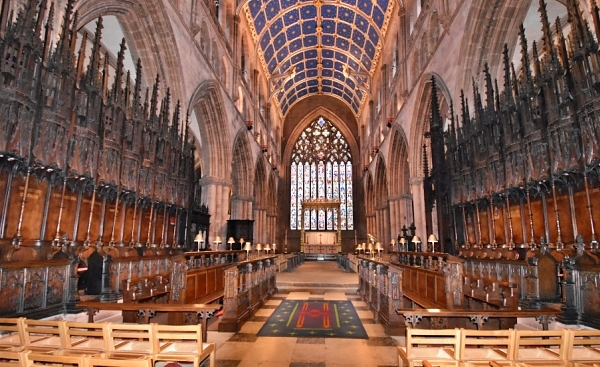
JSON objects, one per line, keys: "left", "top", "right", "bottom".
{"left": 566, "top": 329, "right": 600, "bottom": 364}
{"left": 398, "top": 328, "right": 461, "bottom": 367}
{"left": 512, "top": 329, "right": 568, "bottom": 365}
{"left": 0, "top": 350, "right": 21, "bottom": 367}
{"left": 84, "top": 355, "right": 153, "bottom": 367}
{"left": 102, "top": 323, "right": 154, "bottom": 359}
{"left": 0, "top": 318, "right": 25, "bottom": 350}
{"left": 59, "top": 321, "right": 108, "bottom": 354}
{"left": 19, "top": 319, "right": 64, "bottom": 351}
{"left": 20, "top": 350, "right": 86, "bottom": 367}
{"left": 457, "top": 329, "right": 514, "bottom": 366}
{"left": 151, "top": 324, "right": 216, "bottom": 367}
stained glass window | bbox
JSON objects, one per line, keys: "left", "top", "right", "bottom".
{"left": 290, "top": 116, "right": 353, "bottom": 230}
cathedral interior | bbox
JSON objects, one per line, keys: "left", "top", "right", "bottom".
{"left": 2, "top": 0, "right": 600, "bottom": 366}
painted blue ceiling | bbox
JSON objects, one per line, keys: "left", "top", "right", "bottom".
{"left": 245, "top": 0, "right": 394, "bottom": 117}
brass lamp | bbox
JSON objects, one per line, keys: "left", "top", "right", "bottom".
{"left": 264, "top": 244, "right": 271, "bottom": 254}
{"left": 272, "top": 243, "right": 277, "bottom": 254}
{"left": 428, "top": 234, "right": 438, "bottom": 252}
{"left": 399, "top": 237, "right": 407, "bottom": 251}
{"left": 213, "top": 236, "right": 222, "bottom": 250}
{"left": 375, "top": 241, "right": 383, "bottom": 258}
{"left": 194, "top": 232, "right": 204, "bottom": 251}
{"left": 256, "top": 243, "right": 262, "bottom": 257}
{"left": 412, "top": 235, "right": 422, "bottom": 252}
{"left": 227, "top": 237, "right": 235, "bottom": 250}
{"left": 390, "top": 238, "right": 396, "bottom": 252}
{"left": 243, "top": 242, "right": 252, "bottom": 259}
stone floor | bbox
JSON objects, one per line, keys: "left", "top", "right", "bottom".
{"left": 206, "top": 261, "right": 404, "bottom": 367}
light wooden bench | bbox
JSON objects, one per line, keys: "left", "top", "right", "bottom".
{"left": 59, "top": 321, "right": 107, "bottom": 354}
{"left": 566, "top": 329, "right": 600, "bottom": 364}
{"left": 19, "top": 319, "right": 63, "bottom": 351}
{"left": 398, "top": 328, "right": 460, "bottom": 367}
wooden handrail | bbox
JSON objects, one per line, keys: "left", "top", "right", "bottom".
{"left": 396, "top": 308, "right": 561, "bottom": 330}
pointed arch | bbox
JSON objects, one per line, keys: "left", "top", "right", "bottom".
{"left": 232, "top": 130, "right": 254, "bottom": 197}
{"left": 189, "top": 81, "right": 231, "bottom": 180}
{"left": 409, "top": 73, "right": 451, "bottom": 178}
{"left": 75, "top": 0, "right": 186, "bottom": 104}
{"left": 253, "top": 156, "right": 269, "bottom": 209}
{"left": 387, "top": 127, "right": 410, "bottom": 197}
{"left": 374, "top": 154, "right": 389, "bottom": 208}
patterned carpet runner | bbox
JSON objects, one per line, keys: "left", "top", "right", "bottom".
{"left": 257, "top": 300, "right": 368, "bottom": 339}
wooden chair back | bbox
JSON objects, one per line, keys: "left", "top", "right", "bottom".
{"left": 21, "top": 350, "right": 86, "bottom": 367}
{"left": 60, "top": 321, "right": 108, "bottom": 352}
{"left": 0, "top": 318, "right": 25, "bottom": 349}
{"left": 513, "top": 329, "right": 568, "bottom": 361}
{"left": 566, "top": 329, "right": 600, "bottom": 362}
{"left": 0, "top": 350, "right": 21, "bottom": 367}
{"left": 19, "top": 319, "right": 64, "bottom": 350}
{"left": 103, "top": 323, "right": 154, "bottom": 354}
{"left": 83, "top": 356, "right": 152, "bottom": 367}
{"left": 406, "top": 328, "right": 461, "bottom": 358}
{"left": 459, "top": 329, "right": 514, "bottom": 361}
{"left": 151, "top": 324, "right": 203, "bottom": 353}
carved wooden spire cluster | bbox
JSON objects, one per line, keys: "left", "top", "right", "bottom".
{"left": 0, "top": 0, "right": 195, "bottom": 249}
{"left": 428, "top": 0, "right": 600, "bottom": 251}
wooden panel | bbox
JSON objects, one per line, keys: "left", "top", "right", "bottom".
{"left": 0, "top": 169, "right": 7, "bottom": 229}
{"left": 479, "top": 208, "right": 489, "bottom": 244}
{"left": 185, "top": 275, "right": 196, "bottom": 301}
{"left": 574, "top": 190, "right": 591, "bottom": 241}
{"left": 196, "top": 272, "right": 207, "bottom": 299}
{"left": 556, "top": 193, "right": 573, "bottom": 244}
{"left": 122, "top": 204, "right": 135, "bottom": 243}
{"left": 207, "top": 269, "right": 216, "bottom": 293}
{"left": 436, "top": 275, "right": 445, "bottom": 306}
{"left": 4, "top": 174, "right": 24, "bottom": 240}
{"left": 103, "top": 199, "right": 117, "bottom": 241}
{"left": 510, "top": 202, "right": 524, "bottom": 245}
{"left": 530, "top": 197, "right": 545, "bottom": 241}
{"left": 494, "top": 205, "right": 506, "bottom": 245}
{"left": 426, "top": 273, "right": 435, "bottom": 300}
{"left": 19, "top": 177, "right": 46, "bottom": 240}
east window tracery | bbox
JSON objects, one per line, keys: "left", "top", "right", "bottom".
{"left": 290, "top": 117, "right": 354, "bottom": 230}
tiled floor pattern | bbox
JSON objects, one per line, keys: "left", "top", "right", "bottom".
{"left": 206, "top": 262, "right": 404, "bottom": 367}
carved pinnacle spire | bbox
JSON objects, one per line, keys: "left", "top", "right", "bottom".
{"left": 35, "top": 0, "right": 48, "bottom": 39}
{"left": 42, "top": 1, "right": 54, "bottom": 63}
{"left": 519, "top": 24, "right": 533, "bottom": 87}
{"left": 484, "top": 63, "right": 494, "bottom": 111}
{"left": 113, "top": 37, "right": 127, "bottom": 97}
{"left": 538, "top": 0, "right": 557, "bottom": 64}
{"left": 150, "top": 74, "right": 160, "bottom": 120}
{"left": 88, "top": 17, "right": 104, "bottom": 86}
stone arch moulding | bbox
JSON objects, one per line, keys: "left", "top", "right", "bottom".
{"left": 231, "top": 130, "right": 254, "bottom": 199}
{"left": 409, "top": 72, "right": 451, "bottom": 178}
{"left": 282, "top": 106, "right": 360, "bottom": 182}
{"left": 386, "top": 126, "right": 410, "bottom": 197}
{"left": 74, "top": 0, "right": 186, "bottom": 106}
{"left": 188, "top": 80, "right": 232, "bottom": 180}
{"left": 374, "top": 153, "right": 389, "bottom": 209}
{"left": 253, "top": 155, "right": 270, "bottom": 209}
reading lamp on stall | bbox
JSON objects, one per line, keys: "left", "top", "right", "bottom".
{"left": 264, "top": 244, "right": 271, "bottom": 255}
{"left": 213, "top": 236, "right": 222, "bottom": 250}
{"left": 194, "top": 232, "right": 204, "bottom": 251}
{"left": 243, "top": 242, "right": 252, "bottom": 259}
{"left": 428, "top": 234, "right": 438, "bottom": 252}
{"left": 227, "top": 237, "right": 235, "bottom": 250}
{"left": 399, "top": 237, "right": 407, "bottom": 252}
{"left": 412, "top": 235, "right": 422, "bottom": 252}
